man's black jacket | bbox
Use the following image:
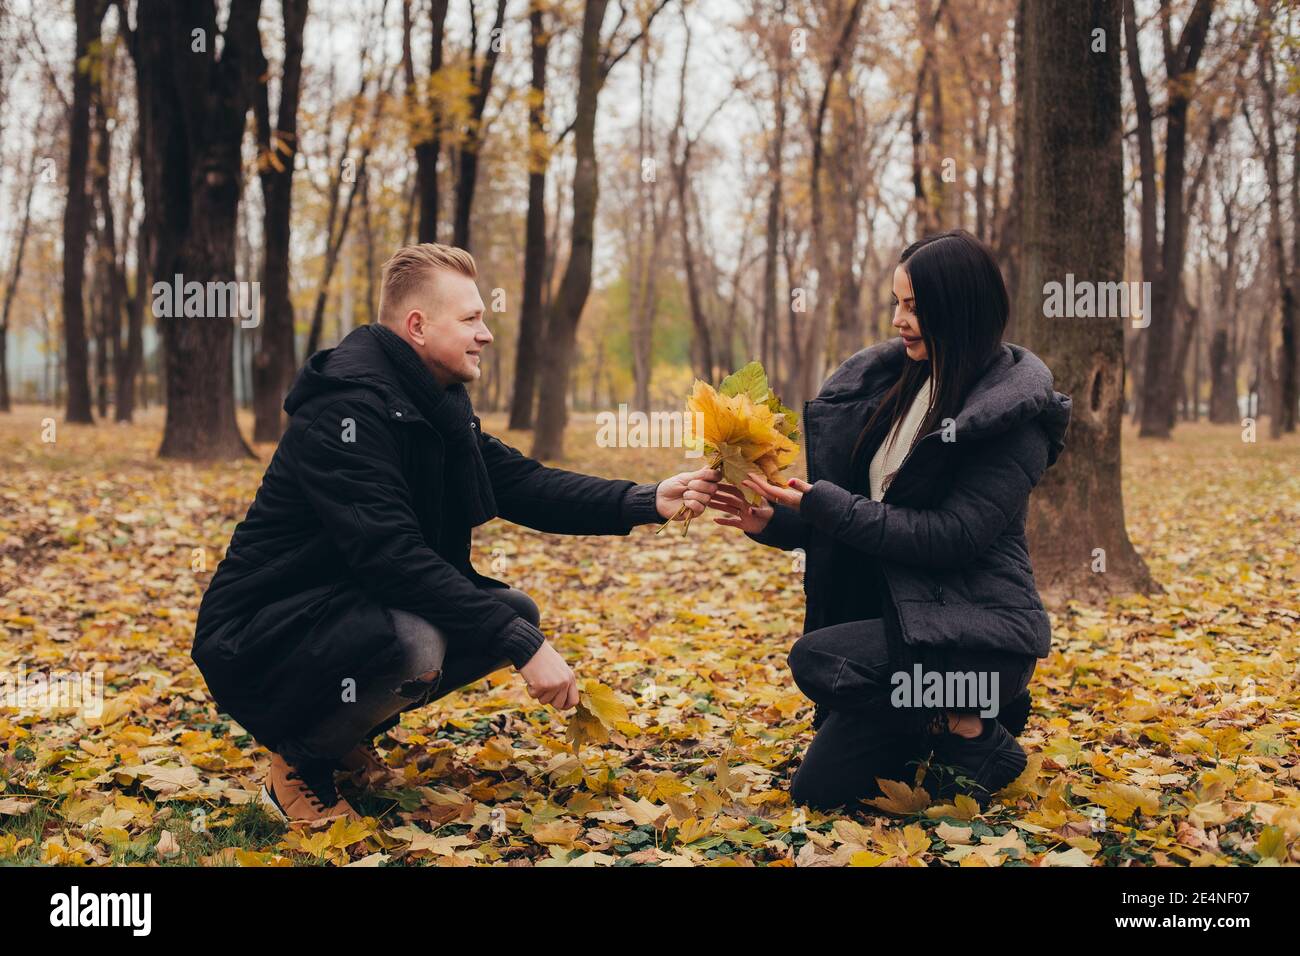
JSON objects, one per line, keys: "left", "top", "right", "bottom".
{"left": 193, "top": 325, "right": 660, "bottom": 749}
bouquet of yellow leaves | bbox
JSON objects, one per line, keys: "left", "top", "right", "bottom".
{"left": 656, "top": 361, "right": 800, "bottom": 535}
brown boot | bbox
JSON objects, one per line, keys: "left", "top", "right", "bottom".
{"left": 260, "top": 753, "right": 362, "bottom": 824}
{"left": 338, "top": 740, "right": 403, "bottom": 790}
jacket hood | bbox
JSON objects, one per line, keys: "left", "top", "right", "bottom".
{"left": 817, "top": 338, "right": 1072, "bottom": 466}
{"left": 284, "top": 325, "right": 412, "bottom": 417}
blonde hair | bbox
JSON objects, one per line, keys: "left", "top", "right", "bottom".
{"left": 378, "top": 243, "right": 478, "bottom": 324}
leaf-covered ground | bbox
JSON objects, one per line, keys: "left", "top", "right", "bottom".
{"left": 1, "top": 406, "right": 1297, "bottom": 866}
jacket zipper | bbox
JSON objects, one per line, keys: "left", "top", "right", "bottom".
{"left": 802, "top": 400, "right": 816, "bottom": 482}
{"left": 879, "top": 429, "right": 946, "bottom": 611}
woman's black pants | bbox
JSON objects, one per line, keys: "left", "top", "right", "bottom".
{"left": 786, "top": 618, "right": 1036, "bottom": 811}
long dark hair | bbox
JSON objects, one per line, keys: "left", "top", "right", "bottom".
{"left": 850, "top": 229, "right": 1009, "bottom": 476}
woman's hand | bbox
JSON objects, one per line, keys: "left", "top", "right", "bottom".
{"left": 742, "top": 473, "right": 813, "bottom": 513}
{"left": 707, "top": 482, "right": 774, "bottom": 533}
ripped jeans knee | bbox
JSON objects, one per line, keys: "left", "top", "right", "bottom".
{"left": 396, "top": 666, "right": 443, "bottom": 704}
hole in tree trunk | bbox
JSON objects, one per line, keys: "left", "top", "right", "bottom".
{"left": 1090, "top": 368, "right": 1104, "bottom": 413}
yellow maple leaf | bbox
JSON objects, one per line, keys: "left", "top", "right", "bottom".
{"left": 878, "top": 823, "right": 931, "bottom": 859}
{"left": 866, "top": 777, "right": 933, "bottom": 816}
{"left": 675, "top": 816, "right": 713, "bottom": 844}
{"left": 326, "top": 816, "right": 373, "bottom": 849}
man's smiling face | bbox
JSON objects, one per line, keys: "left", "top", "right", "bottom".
{"left": 393, "top": 270, "right": 493, "bottom": 387}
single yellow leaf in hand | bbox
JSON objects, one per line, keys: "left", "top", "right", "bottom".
{"left": 565, "top": 702, "right": 610, "bottom": 753}
{"left": 581, "top": 680, "right": 629, "bottom": 728}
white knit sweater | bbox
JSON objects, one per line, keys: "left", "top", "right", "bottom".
{"left": 868, "top": 376, "right": 933, "bottom": 501}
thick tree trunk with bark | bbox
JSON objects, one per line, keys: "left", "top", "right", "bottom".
{"left": 133, "top": 0, "right": 260, "bottom": 460}
{"left": 1015, "top": 0, "right": 1155, "bottom": 601}
{"left": 1256, "top": 0, "right": 1297, "bottom": 436}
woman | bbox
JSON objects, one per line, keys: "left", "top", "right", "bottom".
{"left": 709, "top": 229, "right": 1071, "bottom": 811}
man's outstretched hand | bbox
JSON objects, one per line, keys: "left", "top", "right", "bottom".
{"left": 517, "top": 641, "right": 579, "bottom": 710}
{"left": 655, "top": 466, "right": 722, "bottom": 522}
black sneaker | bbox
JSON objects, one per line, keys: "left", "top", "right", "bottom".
{"left": 923, "top": 718, "right": 1028, "bottom": 809}
{"left": 996, "top": 690, "right": 1032, "bottom": 737}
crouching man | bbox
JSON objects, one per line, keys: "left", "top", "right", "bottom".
{"left": 192, "top": 242, "right": 719, "bottom": 823}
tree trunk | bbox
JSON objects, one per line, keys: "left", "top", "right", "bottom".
{"left": 133, "top": 0, "right": 261, "bottom": 460}
{"left": 629, "top": 33, "right": 655, "bottom": 412}
{"left": 89, "top": 50, "right": 137, "bottom": 424}
{"left": 251, "top": 0, "right": 307, "bottom": 442}
{"left": 305, "top": 74, "right": 378, "bottom": 357}
{"left": 1016, "top": 0, "right": 1155, "bottom": 601}
{"left": 1133, "top": 0, "right": 1216, "bottom": 438}
{"left": 507, "top": 2, "right": 550, "bottom": 430}
{"left": 531, "top": 0, "right": 610, "bottom": 460}
{"left": 1208, "top": 189, "right": 1240, "bottom": 423}
{"left": 452, "top": 0, "right": 507, "bottom": 251}
{"left": 62, "top": 0, "right": 104, "bottom": 424}
{"left": 118, "top": 127, "right": 146, "bottom": 423}
{"left": 0, "top": 138, "right": 41, "bottom": 413}
{"left": 1256, "top": 0, "right": 1297, "bottom": 436}
{"left": 405, "top": 0, "right": 449, "bottom": 244}
{"left": 676, "top": 161, "right": 714, "bottom": 381}
{"left": 759, "top": 3, "right": 787, "bottom": 379}
{"left": 93, "top": 254, "right": 109, "bottom": 418}
{"left": 798, "top": 0, "right": 864, "bottom": 410}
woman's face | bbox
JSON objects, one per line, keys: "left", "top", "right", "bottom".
{"left": 891, "top": 265, "right": 928, "bottom": 361}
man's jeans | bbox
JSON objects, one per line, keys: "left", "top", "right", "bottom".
{"left": 275, "top": 586, "right": 540, "bottom": 766}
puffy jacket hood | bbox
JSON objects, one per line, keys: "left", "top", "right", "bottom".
{"left": 817, "top": 338, "right": 1072, "bottom": 467}
{"left": 284, "top": 325, "right": 411, "bottom": 417}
